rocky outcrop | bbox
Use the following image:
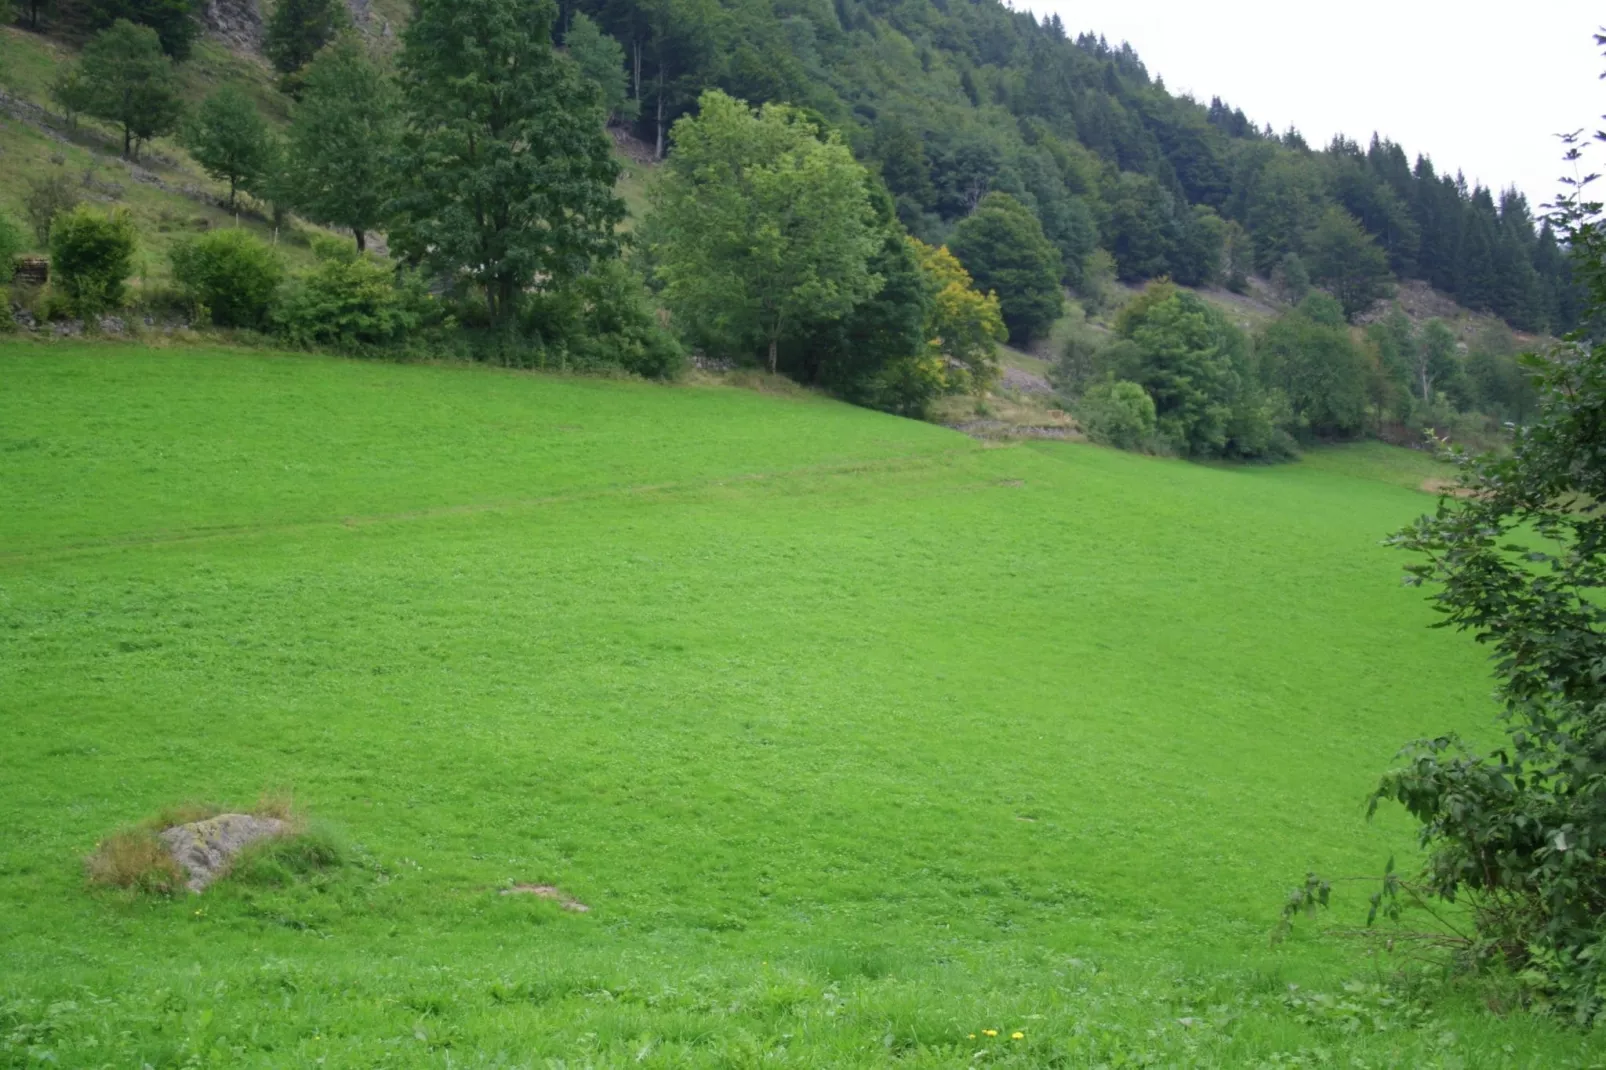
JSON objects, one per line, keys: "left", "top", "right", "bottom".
{"left": 201, "top": 0, "right": 265, "bottom": 54}
{"left": 158, "top": 813, "right": 287, "bottom": 892}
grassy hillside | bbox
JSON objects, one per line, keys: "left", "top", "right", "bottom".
{"left": 0, "top": 27, "right": 300, "bottom": 271}
{"left": 1, "top": 341, "right": 1598, "bottom": 1066}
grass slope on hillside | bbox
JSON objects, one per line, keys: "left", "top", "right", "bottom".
{"left": 0, "top": 28, "right": 301, "bottom": 270}
{"left": 0, "top": 343, "right": 1599, "bottom": 1067}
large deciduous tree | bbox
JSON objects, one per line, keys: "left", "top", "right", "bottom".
{"left": 649, "top": 89, "right": 882, "bottom": 374}
{"left": 565, "top": 12, "right": 636, "bottom": 126}
{"left": 392, "top": 0, "right": 623, "bottom": 325}
{"left": 1343, "top": 129, "right": 1606, "bottom": 1021}
{"left": 286, "top": 38, "right": 399, "bottom": 251}
{"left": 908, "top": 236, "right": 1006, "bottom": 395}
{"left": 1306, "top": 206, "right": 1394, "bottom": 321}
{"left": 1105, "top": 280, "right": 1285, "bottom": 458}
{"left": 949, "top": 192, "right": 1064, "bottom": 344}
{"left": 184, "top": 84, "right": 272, "bottom": 209}
{"left": 80, "top": 20, "right": 184, "bottom": 161}
{"left": 1257, "top": 294, "right": 1369, "bottom": 439}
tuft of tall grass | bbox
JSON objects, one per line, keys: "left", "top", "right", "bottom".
{"left": 83, "top": 828, "right": 184, "bottom": 895}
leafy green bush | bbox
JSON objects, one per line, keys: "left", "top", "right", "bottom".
{"left": 867, "top": 354, "right": 948, "bottom": 419}
{"left": 1076, "top": 378, "right": 1158, "bottom": 451}
{"left": 23, "top": 172, "right": 81, "bottom": 246}
{"left": 1286, "top": 165, "right": 1606, "bottom": 1021}
{"left": 0, "top": 213, "right": 25, "bottom": 276}
{"left": 49, "top": 206, "right": 137, "bottom": 316}
{"left": 274, "top": 238, "right": 426, "bottom": 350}
{"left": 170, "top": 229, "right": 284, "bottom": 329}
{"left": 547, "top": 259, "right": 684, "bottom": 379}
{"left": 0, "top": 211, "right": 23, "bottom": 332}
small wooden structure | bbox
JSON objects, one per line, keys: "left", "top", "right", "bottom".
{"left": 12, "top": 257, "right": 48, "bottom": 287}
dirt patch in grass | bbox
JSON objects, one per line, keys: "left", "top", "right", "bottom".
{"left": 1421, "top": 477, "right": 1475, "bottom": 497}
{"left": 501, "top": 884, "right": 590, "bottom": 912}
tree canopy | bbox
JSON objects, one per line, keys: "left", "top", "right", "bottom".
{"left": 285, "top": 39, "right": 399, "bottom": 251}
{"left": 949, "top": 192, "right": 1063, "bottom": 344}
{"left": 648, "top": 89, "right": 881, "bottom": 373}
{"left": 265, "top": 0, "right": 349, "bottom": 83}
{"left": 1306, "top": 206, "right": 1394, "bottom": 321}
{"left": 391, "top": 0, "right": 624, "bottom": 324}
{"left": 184, "top": 84, "right": 273, "bottom": 210}
{"left": 79, "top": 19, "right": 183, "bottom": 161}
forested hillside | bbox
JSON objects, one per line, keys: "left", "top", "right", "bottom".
{"left": 574, "top": 0, "right": 1576, "bottom": 336}
{"left": 0, "top": 0, "right": 1579, "bottom": 460}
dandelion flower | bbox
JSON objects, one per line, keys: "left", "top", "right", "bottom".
{"left": 982, "top": 1029, "right": 998, "bottom": 1037}
{"left": 967, "top": 1034, "right": 976, "bottom": 1039}
{"left": 1011, "top": 1031, "right": 1025, "bottom": 1040}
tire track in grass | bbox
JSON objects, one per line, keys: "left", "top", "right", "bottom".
{"left": 0, "top": 445, "right": 994, "bottom": 564}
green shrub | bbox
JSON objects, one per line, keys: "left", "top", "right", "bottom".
{"left": 170, "top": 229, "right": 284, "bottom": 329}
{"left": 24, "top": 173, "right": 82, "bottom": 246}
{"left": 0, "top": 212, "right": 25, "bottom": 277}
{"left": 49, "top": 206, "right": 137, "bottom": 316}
{"left": 0, "top": 212, "right": 21, "bottom": 333}
{"left": 868, "top": 354, "right": 948, "bottom": 419}
{"left": 550, "top": 259, "right": 684, "bottom": 379}
{"left": 274, "top": 238, "right": 426, "bottom": 350}
{"left": 1076, "top": 378, "right": 1158, "bottom": 450}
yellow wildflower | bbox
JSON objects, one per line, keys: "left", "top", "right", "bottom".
{"left": 982, "top": 1029, "right": 998, "bottom": 1037}
{"left": 1011, "top": 1031, "right": 1025, "bottom": 1040}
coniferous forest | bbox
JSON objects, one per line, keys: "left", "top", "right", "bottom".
{"left": 572, "top": 0, "right": 1574, "bottom": 335}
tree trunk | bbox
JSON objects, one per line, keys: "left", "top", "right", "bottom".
{"left": 123, "top": 124, "right": 132, "bottom": 161}
{"left": 655, "top": 72, "right": 665, "bottom": 160}
{"left": 632, "top": 40, "right": 641, "bottom": 101}
{"left": 768, "top": 337, "right": 778, "bottom": 375}
{"left": 354, "top": 228, "right": 366, "bottom": 253}
{"left": 228, "top": 178, "right": 237, "bottom": 211}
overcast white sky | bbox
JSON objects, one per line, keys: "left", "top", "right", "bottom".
{"left": 1024, "top": 0, "right": 1604, "bottom": 208}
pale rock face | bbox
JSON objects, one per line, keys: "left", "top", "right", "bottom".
{"left": 158, "top": 814, "right": 287, "bottom": 892}
{"left": 200, "top": 0, "right": 265, "bottom": 54}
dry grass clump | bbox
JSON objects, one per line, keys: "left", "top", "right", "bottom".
{"left": 250, "top": 789, "right": 306, "bottom": 829}
{"left": 84, "top": 828, "right": 185, "bottom": 895}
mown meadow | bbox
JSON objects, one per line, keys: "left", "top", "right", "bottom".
{"left": 2, "top": 343, "right": 1601, "bottom": 1067}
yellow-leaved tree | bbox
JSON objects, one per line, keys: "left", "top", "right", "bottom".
{"left": 908, "top": 237, "right": 1006, "bottom": 395}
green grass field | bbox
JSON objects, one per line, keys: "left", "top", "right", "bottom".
{"left": 2, "top": 342, "right": 1600, "bottom": 1067}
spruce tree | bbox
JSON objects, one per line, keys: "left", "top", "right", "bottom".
{"left": 1454, "top": 193, "right": 1501, "bottom": 311}
{"left": 85, "top": 0, "right": 200, "bottom": 60}
{"left": 265, "top": 0, "right": 349, "bottom": 86}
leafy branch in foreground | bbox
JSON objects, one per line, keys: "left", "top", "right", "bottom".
{"left": 1280, "top": 49, "right": 1606, "bottom": 1020}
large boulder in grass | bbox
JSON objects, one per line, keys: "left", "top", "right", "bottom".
{"left": 159, "top": 813, "right": 286, "bottom": 892}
